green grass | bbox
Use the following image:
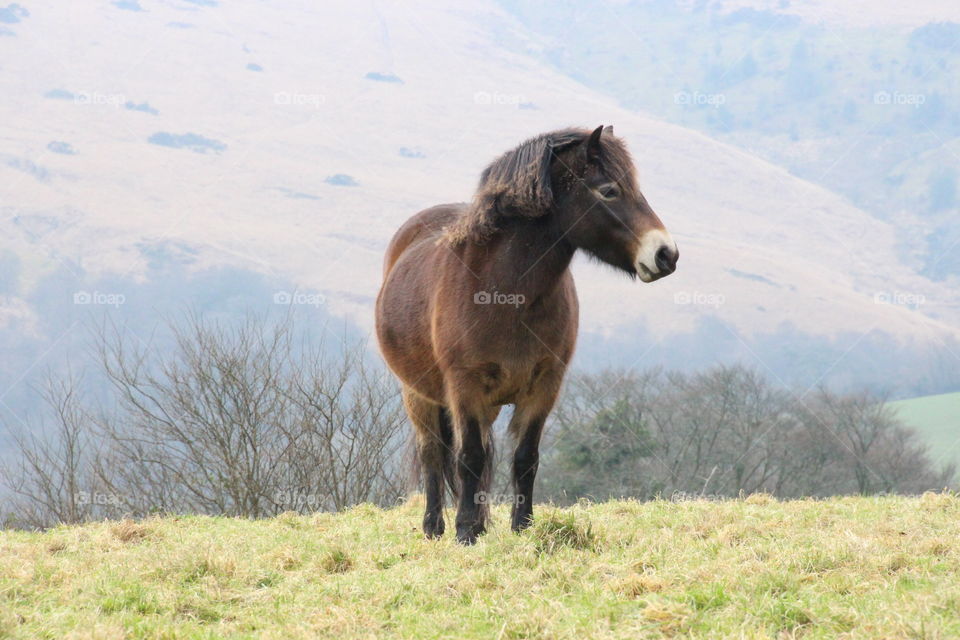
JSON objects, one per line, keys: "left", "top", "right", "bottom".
{"left": 890, "top": 391, "right": 960, "bottom": 476}
{"left": 4, "top": 494, "right": 960, "bottom": 638}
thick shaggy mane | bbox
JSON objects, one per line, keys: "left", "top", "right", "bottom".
{"left": 442, "top": 127, "right": 636, "bottom": 245}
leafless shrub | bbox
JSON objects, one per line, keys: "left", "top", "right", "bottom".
{"left": 1, "top": 313, "right": 406, "bottom": 529}
{"left": 3, "top": 328, "right": 952, "bottom": 529}
{"left": 541, "top": 365, "right": 954, "bottom": 502}
{"left": 0, "top": 373, "right": 104, "bottom": 528}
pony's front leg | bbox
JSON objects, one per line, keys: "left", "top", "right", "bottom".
{"left": 508, "top": 409, "right": 547, "bottom": 532}
{"left": 451, "top": 402, "right": 495, "bottom": 545}
{"left": 508, "top": 373, "right": 563, "bottom": 532}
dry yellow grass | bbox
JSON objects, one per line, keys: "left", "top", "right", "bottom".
{"left": 2, "top": 494, "right": 960, "bottom": 638}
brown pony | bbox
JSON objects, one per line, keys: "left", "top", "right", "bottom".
{"left": 376, "top": 126, "right": 678, "bottom": 544}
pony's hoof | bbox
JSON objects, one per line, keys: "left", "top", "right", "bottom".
{"left": 511, "top": 507, "right": 533, "bottom": 533}
{"left": 423, "top": 515, "right": 445, "bottom": 539}
{"left": 455, "top": 523, "right": 485, "bottom": 545}
{"left": 456, "top": 532, "right": 478, "bottom": 545}
{"left": 511, "top": 518, "right": 533, "bottom": 533}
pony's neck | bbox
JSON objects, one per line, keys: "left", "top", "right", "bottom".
{"left": 485, "top": 216, "right": 575, "bottom": 301}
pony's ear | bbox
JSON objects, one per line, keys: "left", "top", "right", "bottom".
{"left": 586, "top": 125, "right": 605, "bottom": 163}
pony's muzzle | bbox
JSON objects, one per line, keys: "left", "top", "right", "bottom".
{"left": 655, "top": 245, "right": 679, "bottom": 275}
{"left": 636, "top": 229, "right": 679, "bottom": 283}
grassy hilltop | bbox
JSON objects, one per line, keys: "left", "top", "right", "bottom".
{"left": 3, "top": 495, "right": 960, "bottom": 639}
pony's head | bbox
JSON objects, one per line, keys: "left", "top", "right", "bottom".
{"left": 447, "top": 126, "right": 678, "bottom": 282}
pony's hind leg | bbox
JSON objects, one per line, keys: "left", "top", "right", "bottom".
{"left": 403, "top": 388, "right": 454, "bottom": 539}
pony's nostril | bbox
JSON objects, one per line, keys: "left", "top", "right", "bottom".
{"left": 655, "top": 245, "right": 678, "bottom": 273}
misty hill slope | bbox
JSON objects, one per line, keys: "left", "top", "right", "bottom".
{"left": 1, "top": 0, "right": 959, "bottom": 392}
{"left": 500, "top": 0, "right": 960, "bottom": 282}
{"left": 717, "top": 0, "right": 959, "bottom": 28}
{"left": 3, "top": 495, "right": 960, "bottom": 638}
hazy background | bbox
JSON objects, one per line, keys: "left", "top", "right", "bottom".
{"left": 2, "top": 0, "right": 959, "bottom": 451}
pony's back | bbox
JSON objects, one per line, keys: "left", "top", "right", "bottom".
{"left": 381, "top": 203, "right": 465, "bottom": 278}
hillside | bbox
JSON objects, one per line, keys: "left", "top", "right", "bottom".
{"left": 500, "top": 0, "right": 960, "bottom": 282}
{"left": 3, "top": 495, "right": 960, "bottom": 638}
{"left": 1, "top": 0, "right": 960, "bottom": 400}
{"left": 717, "top": 0, "right": 960, "bottom": 28}
{"left": 890, "top": 392, "right": 960, "bottom": 476}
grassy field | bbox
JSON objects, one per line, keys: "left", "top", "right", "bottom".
{"left": 890, "top": 391, "right": 960, "bottom": 476}
{"left": 3, "top": 495, "right": 960, "bottom": 639}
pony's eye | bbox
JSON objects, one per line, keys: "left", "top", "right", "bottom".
{"left": 597, "top": 184, "right": 620, "bottom": 200}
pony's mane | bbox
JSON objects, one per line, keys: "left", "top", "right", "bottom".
{"left": 442, "top": 127, "right": 636, "bottom": 245}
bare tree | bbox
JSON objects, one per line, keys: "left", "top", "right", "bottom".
{"left": 0, "top": 372, "right": 105, "bottom": 528}
{"left": 810, "top": 388, "right": 954, "bottom": 494}
{"left": 279, "top": 337, "right": 408, "bottom": 511}
{"left": 4, "top": 335, "right": 952, "bottom": 529}
{"left": 1, "top": 312, "right": 407, "bottom": 529}
{"left": 94, "top": 313, "right": 307, "bottom": 517}
{"left": 540, "top": 365, "right": 954, "bottom": 503}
